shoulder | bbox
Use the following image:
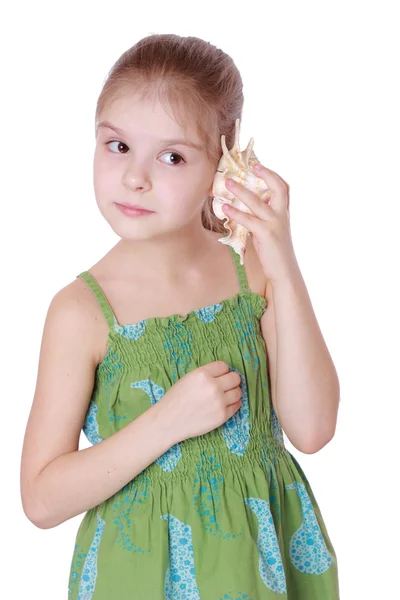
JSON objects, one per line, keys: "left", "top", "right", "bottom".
{"left": 46, "top": 277, "right": 108, "bottom": 366}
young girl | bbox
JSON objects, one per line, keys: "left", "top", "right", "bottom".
{"left": 20, "top": 33, "right": 340, "bottom": 599}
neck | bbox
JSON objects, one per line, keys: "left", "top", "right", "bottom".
{"left": 113, "top": 222, "right": 216, "bottom": 283}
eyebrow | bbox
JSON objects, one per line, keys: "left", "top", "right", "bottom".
{"left": 97, "top": 121, "right": 203, "bottom": 151}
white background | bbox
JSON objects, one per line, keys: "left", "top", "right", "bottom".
{"left": 2, "top": 0, "right": 399, "bottom": 598}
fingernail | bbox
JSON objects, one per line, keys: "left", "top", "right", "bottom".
{"left": 253, "top": 163, "right": 262, "bottom": 171}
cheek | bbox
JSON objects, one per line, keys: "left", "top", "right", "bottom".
{"left": 93, "top": 162, "right": 115, "bottom": 198}
{"left": 93, "top": 147, "right": 114, "bottom": 179}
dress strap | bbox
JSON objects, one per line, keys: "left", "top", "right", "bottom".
{"left": 77, "top": 271, "right": 117, "bottom": 329}
{"left": 228, "top": 245, "right": 251, "bottom": 293}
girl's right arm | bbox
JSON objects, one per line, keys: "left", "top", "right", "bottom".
{"left": 20, "top": 280, "right": 177, "bottom": 530}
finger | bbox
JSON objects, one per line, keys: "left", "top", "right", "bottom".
{"left": 253, "top": 164, "right": 289, "bottom": 213}
{"left": 219, "top": 371, "right": 241, "bottom": 392}
{"left": 221, "top": 203, "right": 262, "bottom": 233}
{"left": 225, "top": 178, "right": 272, "bottom": 220}
{"left": 252, "top": 163, "right": 287, "bottom": 194}
{"left": 224, "top": 387, "right": 242, "bottom": 407}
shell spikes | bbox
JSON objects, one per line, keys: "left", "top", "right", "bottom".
{"left": 211, "top": 118, "right": 270, "bottom": 265}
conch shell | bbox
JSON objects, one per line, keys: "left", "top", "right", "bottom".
{"left": 212, "top": 118, "right": 271, "bottom": 265}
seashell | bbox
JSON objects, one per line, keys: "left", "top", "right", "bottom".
{"left": 211, "top": 118, "right": 271, "bottom": 265}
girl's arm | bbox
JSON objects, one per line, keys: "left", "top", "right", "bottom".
{"left": 20, "top": 282, "right": 176, "bottom": 530}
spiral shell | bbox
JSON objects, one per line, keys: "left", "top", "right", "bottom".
{"left": 211, "top": 118, "right": 270, "bottom": 265}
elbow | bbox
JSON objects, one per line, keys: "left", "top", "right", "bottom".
{"left": 21, "top": 487, "right": 61, "bottom": 530}
{"left": 22, "top": 499, "right": 55, "bottom": 530}
{"left": 299, "top": 436, "right": 333, "bottom": 454}
{"left": 22, "top": 506, "right": 48, "bottom": 530}
{"left": 23, "top": 507, "right": 62, "bottom": 530}
{"left": 285, "top": 421, "right": 337, "bottom": 454}
{"left": 26, "top": 515, "right": 54, "bottom": 530}
{"left": 297, "top": 404, "right": 339, "bottom": 454}
{"left": 298, "top": 426, "right": 337, "bottom": 454}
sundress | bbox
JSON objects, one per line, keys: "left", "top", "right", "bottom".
{"left": 68, "top": 244, "right": 340, "bottom": 599}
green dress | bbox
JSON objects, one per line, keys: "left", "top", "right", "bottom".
{"left": 68, "top": 245, "right": 340, "bottom": 600}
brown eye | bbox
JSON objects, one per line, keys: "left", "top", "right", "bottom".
{"left": 160, "top": 151, "right": 185, "bottom": 166}
{"left": 106, "top": 141, "right": 129, "bottom": 154}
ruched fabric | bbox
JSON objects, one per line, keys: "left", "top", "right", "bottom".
{"left": 68, "top": 246, "right": 339, "bottom": 600}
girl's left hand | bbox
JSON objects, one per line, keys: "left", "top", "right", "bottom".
{"left": 222, "top": 163, "right": 298, "bottom": 284}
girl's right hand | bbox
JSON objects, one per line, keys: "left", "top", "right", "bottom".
{"left": 157, "top": 361, "right": 243, "bottom": 443}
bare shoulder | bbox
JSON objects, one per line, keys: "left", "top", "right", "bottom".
{"left": 50, "top": 277, "right": 108, "bottom": 365}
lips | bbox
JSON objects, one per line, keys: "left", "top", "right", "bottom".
{"left": 116, "top": 203, "right": 154, "bottom": 213}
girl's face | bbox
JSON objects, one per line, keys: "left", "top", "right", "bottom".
{"left": 93, "top": 91, "right": 218, "bottom": 241}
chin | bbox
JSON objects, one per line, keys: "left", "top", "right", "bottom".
{"left": 109, "top": 219, "right": 156, "bottom": 240}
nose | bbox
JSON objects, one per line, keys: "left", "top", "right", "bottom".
{"left": 122, "top": 158, "right": 152, "bottom": 192}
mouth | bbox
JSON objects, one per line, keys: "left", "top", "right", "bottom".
{"left": 115, "top": 202, "right": 155, "bottom": 213}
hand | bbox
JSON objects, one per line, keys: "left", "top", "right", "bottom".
{"left": 157, "top": 361, "right": 243, "bottom": 443}
{"left": 223, "top": 163, "right": 298, "bottom": 284}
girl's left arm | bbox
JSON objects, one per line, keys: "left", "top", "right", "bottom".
{"left": 222, "top": 162, "right": 340, "bottom": 454}
{"left": 264, "top": 265, "right": 340, "bottom": 454}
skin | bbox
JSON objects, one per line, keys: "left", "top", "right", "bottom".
{"left": 89, "top": 89, "right": 267, "bottom": 333}
{"left": 93, "top": 90, "right": 222, "bottom": 285}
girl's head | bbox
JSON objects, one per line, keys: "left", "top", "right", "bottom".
{"left": 93, "top": 33, "right": 244, "bottom": 241}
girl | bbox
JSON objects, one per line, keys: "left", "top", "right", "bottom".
{"left": 20, "top": 33, "right": 340, "bottom": 599}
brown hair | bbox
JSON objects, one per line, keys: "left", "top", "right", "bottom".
{"left": 95, "top": 33, "right": 244, "bottom": 234}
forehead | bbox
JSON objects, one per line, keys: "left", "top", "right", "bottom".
{"left": 97, "top": 91, "right": 203, "bottom": 149}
